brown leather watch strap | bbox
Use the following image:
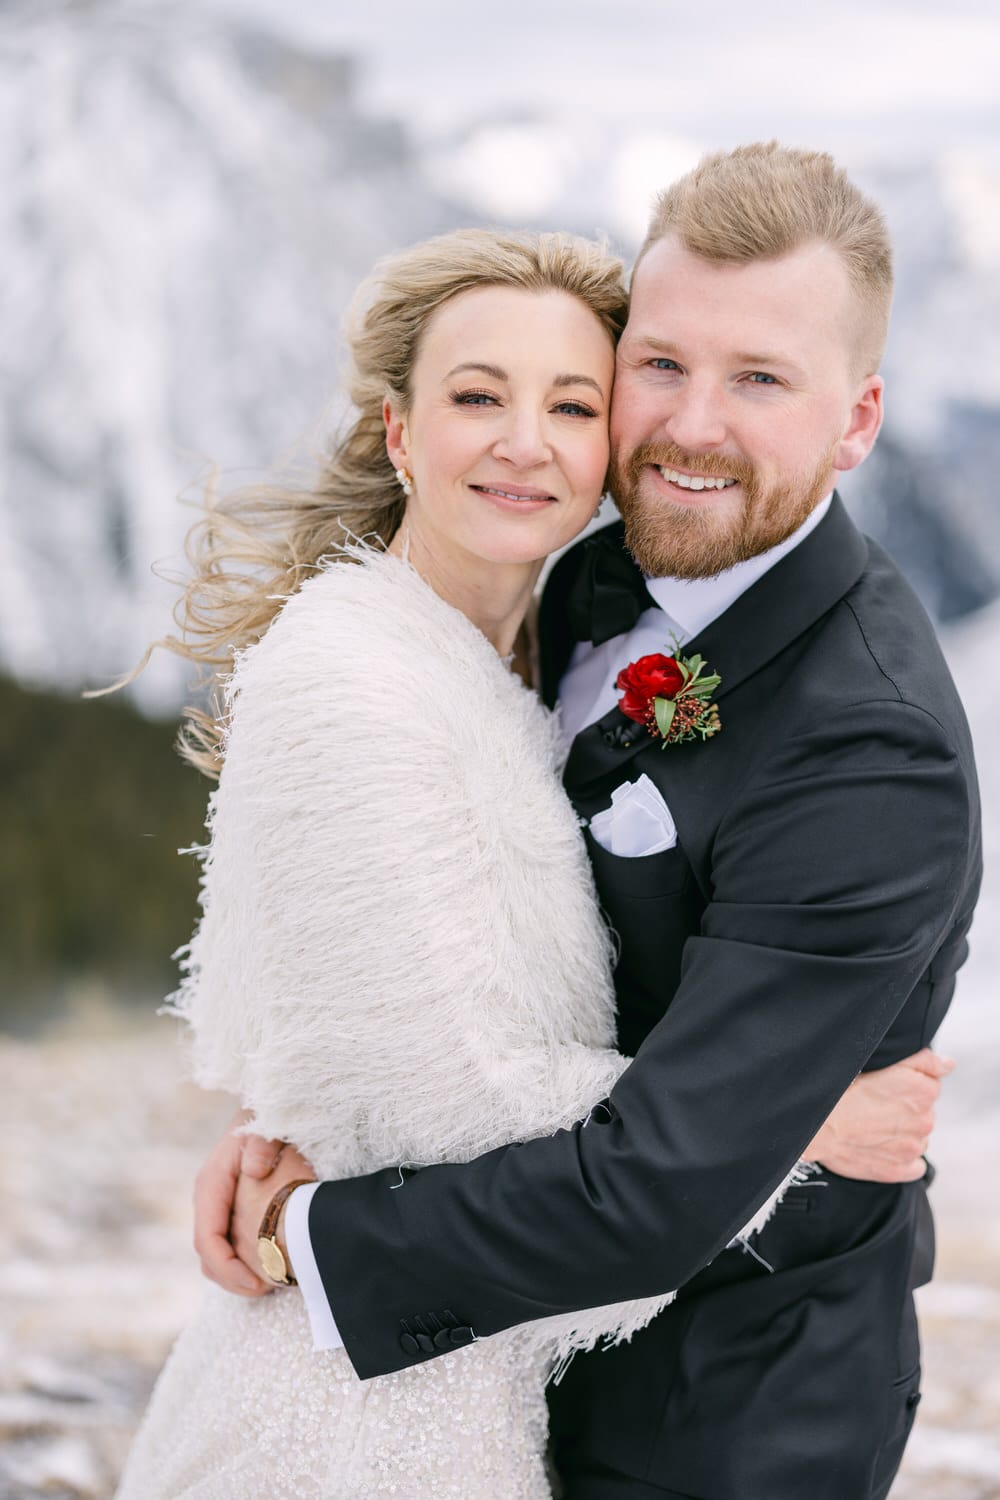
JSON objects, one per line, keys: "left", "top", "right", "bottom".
{"left": 256, "top": 1177, "right": 314, "bottom": 1285}
{"left": 258, "top": 1177, "right": 314, "bottom": 1241}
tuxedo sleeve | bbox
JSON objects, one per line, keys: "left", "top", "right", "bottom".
{"left": 308, "top": 698, "right": 975, "bottom": 1380}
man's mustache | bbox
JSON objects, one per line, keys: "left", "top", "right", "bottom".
{"left": 621, "top": 442, "right": 758, "bottom": 493}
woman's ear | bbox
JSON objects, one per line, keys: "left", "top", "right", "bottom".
{"left": 383, "top": 397, "right": 410, "bottom": 473}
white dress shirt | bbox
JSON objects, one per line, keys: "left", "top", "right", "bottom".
{"left": 285, "top": 494, "right": 833, "bottom": 1350}
{"left": 558, "top": 495, "right": 833, "bottom": 745}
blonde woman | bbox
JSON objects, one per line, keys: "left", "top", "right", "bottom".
{"left": 117, "top": 227, "right": 943, "bottom": 1499}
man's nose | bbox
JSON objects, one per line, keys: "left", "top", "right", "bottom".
{"left": 661, "top": 381, "right": 728, "bottom": 454}
{"left": 493, "top": 408, "right": 551, "bottom": 468}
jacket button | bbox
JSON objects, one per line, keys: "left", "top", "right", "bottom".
{"left": 449, "top": 1326, "right": 476, "bottom": 1347}
{"left": 415, "top": 1333, "right": 435, "bottom": 1353}
{"left": 433, "top": 1328, "right": 453, "bottom": 1350}
{"left": 399, "top": 1333, "right": 419, "bottom": 1355}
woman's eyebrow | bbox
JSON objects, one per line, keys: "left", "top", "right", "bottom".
{"left": 444, "top": 362, "right": 508, "bottom": 382}
{"left": 443, "top": 363, "right": 604, "bottom": 396}
{"left": 553, "top": 373, "right": 604, "bottom": 394}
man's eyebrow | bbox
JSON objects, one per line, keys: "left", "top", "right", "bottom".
{"left": 731, "top": 350, "right": 806, "bottom": 377}
{"left": 444, "top": 363, "right": 604, "bottom": 395}
{"left": 621, "top": 335, "right": 680, "bottom": 355}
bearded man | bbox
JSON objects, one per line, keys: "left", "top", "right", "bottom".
{"left": 201, "top": 144, "right": 981, "bottom": 1499}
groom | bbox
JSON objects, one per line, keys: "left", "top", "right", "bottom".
{"left": 204, "top": 144, "right": 981, "bottom": 1498}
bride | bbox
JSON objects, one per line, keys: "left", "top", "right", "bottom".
{"left": 116, "top": 228, "right": 937, "bottom": 1498}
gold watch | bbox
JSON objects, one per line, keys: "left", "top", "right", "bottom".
{"left": 256, "top": 1178, "right": 313, "bottom": 1285}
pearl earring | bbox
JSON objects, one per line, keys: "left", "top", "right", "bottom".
{"left": 394, "top": 467, "right": 413, "bottom": 497}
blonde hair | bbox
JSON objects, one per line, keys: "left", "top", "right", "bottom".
{"left": 126, "top": 229, "right": 626, "bottom": 776}
{"left": 638, "top": 141, "right": 893, "bottom": 377}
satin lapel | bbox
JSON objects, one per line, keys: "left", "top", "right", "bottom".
{"left": 538, "top": 522, "right": 630, "bottom": 709}
{"left": 684, "top": 494, "right": 868, "bottom": 703}
{"left": 562, "top": 496, "right": 869, "bottom": 797}
{"left": 563, "top": 702, "right": 653, "bottom": 787}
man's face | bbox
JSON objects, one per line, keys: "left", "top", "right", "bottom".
{"left": 609, "top": 235, "right": 883, "bottom": 578}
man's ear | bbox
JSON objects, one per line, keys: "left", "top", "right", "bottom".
{"left": 383, "top": 397, "right": 410, "bottom": 473}
{"left": 833, "top": 376, "right": 884, "bottom": 474}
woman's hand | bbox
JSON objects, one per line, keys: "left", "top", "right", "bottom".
{"left": 229, "top": 1142, "right": 316, "bottom": 1284}
{"left": 805, "top": 1048, "right": 955, "bottom": 1181}
{"left": 193, "top": 1109, "right": 310, "bottom": 1296}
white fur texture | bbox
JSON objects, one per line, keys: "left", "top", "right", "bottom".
{"left": 171, "top": 547, "right": 798, "bottom": 1360}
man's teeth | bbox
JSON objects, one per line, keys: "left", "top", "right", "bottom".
{"left": 658, "top": 468, "right": 737, "bottom": 491}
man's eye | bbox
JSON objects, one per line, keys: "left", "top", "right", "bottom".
{"left": 746, "top": 372, "right": 778, "bottom": 385}
{"left": 649, "top": 358, "right": 679, "bottom": 371}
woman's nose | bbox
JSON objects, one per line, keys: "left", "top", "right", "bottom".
{"left": 492, "top": 408, "right": 552, "bottom": 468}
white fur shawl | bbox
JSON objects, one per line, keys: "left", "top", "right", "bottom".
{"left": 172, "top": 547, "right": 800, "bottom": 1362}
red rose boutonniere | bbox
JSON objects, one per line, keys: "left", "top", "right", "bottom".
{"left": 615, "top": 649, "right": 722, "bottom": 747}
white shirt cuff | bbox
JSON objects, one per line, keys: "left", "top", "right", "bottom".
{"left": 284, "top": 1182, "right": 344, "bottom": 1351}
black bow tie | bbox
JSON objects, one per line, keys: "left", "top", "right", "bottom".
{"left": 565, "top": 533, "right": 654, "bottom": 646}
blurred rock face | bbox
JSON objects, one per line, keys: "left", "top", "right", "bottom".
{"left": 1, "top": 3, "right": 455, "bottom": 711}
{"left": 2, "top": 4, "right": 998, "bottom": 715}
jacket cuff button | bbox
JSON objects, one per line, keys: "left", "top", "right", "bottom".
{"left": 399, "top": 1333, "right": 419, "bottom": 1355}
{"left": 448, "top": 1326, "right": 476, "bottom": 1347}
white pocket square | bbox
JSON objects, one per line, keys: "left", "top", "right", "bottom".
{"left": 588, "top": 773, "right": 678, "bottom": 858}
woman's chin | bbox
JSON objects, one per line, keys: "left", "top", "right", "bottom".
{"left": 462, "top": 515, "right": 595, "bottom": 569}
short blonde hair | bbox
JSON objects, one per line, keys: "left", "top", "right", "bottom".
{"left": 123, "top": 229, "right": 627, "bottom": 775}
{"left": 638, "top": 141, "right": 893, "bottom": 377}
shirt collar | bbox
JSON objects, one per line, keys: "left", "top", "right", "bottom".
{"left": 642, "top": 493, "right": 834, "bottom": 641}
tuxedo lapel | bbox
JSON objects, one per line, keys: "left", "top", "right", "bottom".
{"left": 539, "top": 520, "right": 648, "bottom": 709}
{"left": 561, "top": 496, "right": 869, "bottom": 800}
{"left": 562, "top": 702, "right": 651, "bottom": 788}
{"left": 538, "top": 543, "right": 585, "bottom": 709}
{"left": 682, "top": 495, "right": 867, "bottom": 702}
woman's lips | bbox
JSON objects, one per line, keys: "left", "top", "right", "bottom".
{"left": 470, "top": 483, "right": 557, "bottom": 511}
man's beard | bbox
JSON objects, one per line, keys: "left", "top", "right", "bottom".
{"left": 608, "top": 441, "right": 836, "bottom": 580}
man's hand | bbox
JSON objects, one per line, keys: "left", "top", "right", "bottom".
{"left": 193, "top": 1109, "right": 309, "bottom": 1296}
{"left": 805, "top": 1048, "right": 955, "bottom": 1182}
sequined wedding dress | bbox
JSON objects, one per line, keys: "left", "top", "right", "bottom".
{"left": 116, "top": 550, "right": 790, "bottom": 1499}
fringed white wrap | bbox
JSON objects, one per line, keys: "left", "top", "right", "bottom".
{"left": 171, "top": 547, "right": 800, "bottom": 1363}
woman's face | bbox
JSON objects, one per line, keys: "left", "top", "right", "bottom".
{"left": 386, "top": 285, "right": 615, "bottom": 567}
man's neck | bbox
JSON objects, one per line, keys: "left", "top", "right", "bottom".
{"left": 643, "top": 493, "right": 834, "bottom": 643}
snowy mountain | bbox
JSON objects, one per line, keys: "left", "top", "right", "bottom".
{"left": 1, "top": 3, "right": 459, "bottom": 709}
{"left": 2, "top": 1, "right": 998, "bottom": 711}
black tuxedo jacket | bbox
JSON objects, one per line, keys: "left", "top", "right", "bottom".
{"left": 310, "top": 496, "right": 981, "bottom": 1394}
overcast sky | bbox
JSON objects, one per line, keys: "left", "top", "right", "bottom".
{"left": 198, "top": 0, "right": 1000, "bottom": 154}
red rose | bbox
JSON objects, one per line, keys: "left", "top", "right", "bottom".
{"left": 615, "top": 653, "right": 686, "bottom": 724}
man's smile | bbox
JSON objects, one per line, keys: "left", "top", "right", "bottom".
{"left": 656, "top": 466, "right": 739, "bottom": 492}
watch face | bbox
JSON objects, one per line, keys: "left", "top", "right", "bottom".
{"left": 257, "top": 1235, "right": 287, "bottom": 1284}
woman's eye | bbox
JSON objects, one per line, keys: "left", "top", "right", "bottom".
{"left": 450, "top": 389, "right": 499, "bottom": 406}
{"left": 553, "top": 400, "right": 598, "bottom": 417}
{"left": 649, "top": 358, "right": 680, "bottom": 371}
